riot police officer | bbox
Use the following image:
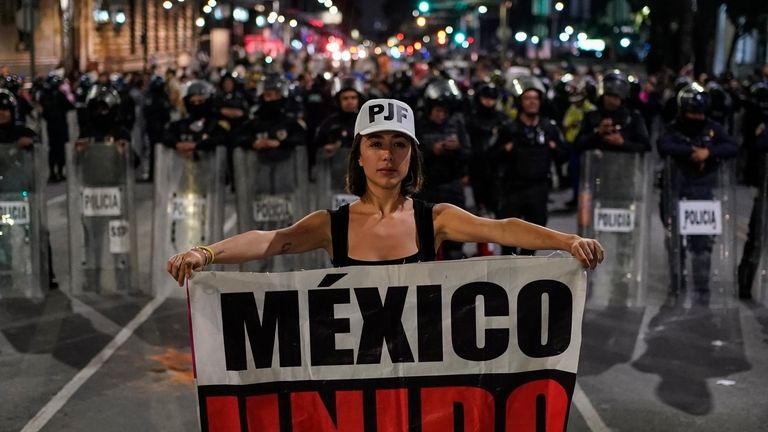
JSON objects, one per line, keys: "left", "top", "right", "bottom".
{"left": 491, "top": 76, "right": 566, "bottom": 256}
{"left": 416, "top": 78, "right": 470, "bottom": 260}
{"left": 143, "top": 75, "right": 172, "bottom": 180}
{"left": 0, "top": 88, "right": 57, "bottom": 289}
{"left": 237, "top": 74, "right": 306, "bottom": 162}
{"left": 213, "top": 70, "right": 250, "bottom": 133}
{"left": 77, "top": 85, "right": 131, "bottom": 146}
{"left": 465, "top": 82, "right": 508, "bottom": 211}
{"left": 575, "top": 70, "right": 650, "bottom": 154}
{"left": 658, "top": 83, "right": 738, "bottom": 304}
{"left": 706, "top": 81, "right": 733, "bottom": 131}
{"left": 163, "top": 80, "right": 227, "bottom": 157}
{"left": 313, "top": 76, "right": 364, "bottom": 161}
{"left": 0, "top": 88, "right": 35, "bottom": 147}
{"left": 738, "top": 83, "right": 768, "bottom": 299}
{"left": 39, "top": 73, "right": 74, "bottom": 182}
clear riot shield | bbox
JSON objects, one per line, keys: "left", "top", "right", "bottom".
{"left": 233, "top": 146, "right": 309, "bottom": 272}
{"left": 0, "top": 143, "right": 49, "bottom": 299}
{"left": 151, "top": 145, "right": 226, "bottom": 296}
{"left": 578, "top": 150, "right": 651, "bottom": 307}
{"left": 309, "top": 147, "right": 357, "bottom": 269}
{"left": 751, "top": 155, "right": 768, "bottom": 303}
{"left": 662, "top": 157, "right": 737, "bottom": 307}
{"left": 312, "top": 146, "right": 357, "bottom": 212}
{"left": 66, "top": 138, "right": 139, "bottom": 295}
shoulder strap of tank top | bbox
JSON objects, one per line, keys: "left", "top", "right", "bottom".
{"left": 413, "top": 199, "right": 436, "bottom": 261}
{"left": 328, "top": 204, "right": 350, "bottom": 265}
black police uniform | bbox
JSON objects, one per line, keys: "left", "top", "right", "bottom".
{"left": 492, "top": 116, "right": 565, "bottom": 255}
{"left": 658, "top": 118, "right": 738, "bottom": 297}
{"left": 466, "top": 98, "right": 509, "bottom": 211}
{"left": 236, "top": 99, "right": 306, "bottom": 163}
{"left": 737, "top": 93, "right": 768, "bottom": 298}
{"left": 575, "top": 104, "right": 651, "bottom": 153}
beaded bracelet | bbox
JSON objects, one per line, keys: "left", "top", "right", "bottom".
{"left": 197, "top": 245, "right": 216, "bottom": 265}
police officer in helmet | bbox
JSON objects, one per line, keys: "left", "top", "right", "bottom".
{"left": 466, "top": 82, "right": 508, "bottom": 211}
{"left": 416, "top": 78, "right": 470, "bottom": 259}
{"left": 0, "top": 89, "right": 34, "bottom": 147}
{"left": 738, "top": 83, "right": 768, "bottom": 299}
{"left": 491, "top": 76, "right": 565, "bottom": 256}
{"left": 237, "top": 73, "right": 306, "bottom": 162}
{"left": 76, "top": 85, "right": 131, "bottom": 153}
{"left": 658, "top": 83, "right": 738, "bottom": 304}
{"left": 163, "top": 79, "right": 227, "bottom": 158}
{"left": 314, "top": 76, "right": 365, "bottom": 159}
{"left": 575, "top": 70, "right": 650, "bottom": 154}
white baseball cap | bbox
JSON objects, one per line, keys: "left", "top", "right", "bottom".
{"left": 354, "top": 99, "right": 419, "bottom": 146}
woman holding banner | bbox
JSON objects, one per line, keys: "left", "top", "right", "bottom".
{"left": 168, "top": 99, "right": 604, "bottom": 286}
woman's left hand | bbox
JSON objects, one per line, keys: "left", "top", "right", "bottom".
{"left": 568, "top": 236, "right": 605, "bottom": 270}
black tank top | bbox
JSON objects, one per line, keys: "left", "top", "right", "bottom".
{"left": 328, "top": 199, "right": 436, "bottom": 267}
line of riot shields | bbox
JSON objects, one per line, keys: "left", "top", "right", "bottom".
{"left": 3, "top": 134, "right": 767, "bottom": 308}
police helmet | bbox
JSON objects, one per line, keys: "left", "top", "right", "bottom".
{"left": 705, "top": 81, "right": 732, "bottom": 118}
{"left": 45, "top": 73, "right": 63, "bottom": 91}
{"left": 677, "top": 83, "right": 710, "bottom": 115}
{"left": 181, "top": 79, "right": 214, "bottom": 101}
{"left": 110, "top": 73, "right": 126, "bottom": 92}
{"left": 149, "top": 75, "right": 166, "bottom": 93}
{"left": 600, "top": 70, "right": 630, "bottom": 99}
{"left": 331, "top": 76, "right": 365, "bottom": 98}
{"left": 0, "top": 88, "right": 18, "bottom": 112}
{"left": 673, "top": 76, "right": 692, "bottom": 95}
{"left": 86, "top": 85, "right": 122, "bottom": 121}
{"left": 750, "top": 82, "right": 768, "bottom": 117}
{"left": 567, "top": 79, "right": 588, "bottom": 103}
{"left": 3, "top": 75, "right": 21, "bottom": 96}
{"left": 219, "top": 70, "right": 243, "bottom": 90}
{"left": 258, "top": 73, "right": 290, "bottom": 98}
{"left": 423, "top": 78, "right": 462, "bottom": 110}
{"left": 508, "top": 75, "right": 546, "bottom": 99}
{"left": 476, "top": 83, "right": 500, "bottom": 101}
{"left": 554, "top": 74, "right": 574, "bottom": 101}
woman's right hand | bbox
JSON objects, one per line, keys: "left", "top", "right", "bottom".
{"left": 167, "top": 249, "right": 207, "bottom": 287}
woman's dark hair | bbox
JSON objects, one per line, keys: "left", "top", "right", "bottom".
{"left": 345, "top": 134, "right": 424, "bottom": 197}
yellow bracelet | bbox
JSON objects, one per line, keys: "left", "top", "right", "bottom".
{"left": 199, "top": 245, "right": 216, "bottom": 264}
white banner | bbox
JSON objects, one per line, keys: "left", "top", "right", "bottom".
{"left": 81, "top": 187, "right": 122, "bottom": 217}
{"left": 594, "top": 207, "right": 635, "bottom": 233}
{"left": 253, "top": 196, "right": 292, "bottom": 223}
{"left": 679, "top": 200, "right": 722, "bottom": 235}
{"left": 0, "top": 201, "right": 30, "bottom": 225}
{"left": 189, "top": 256, "right": 586, "bottom": 431}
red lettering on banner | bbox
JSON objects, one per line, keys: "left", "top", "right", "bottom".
{"left": 420, "top": 386, "right": 494, "bottom": 432}
{"left": 376, "top": 389, "right": 409, "bottom": 432}
{"left": 291, "top": 391, "right": 364, "bottom": 431}
{"left": 246, "top": 394, "right": 280, "bottom": 432}
{"left": 206, "top": 396, "right": 241, "bottom": 432}
{"left": 505, "top": 379, "right": 569, "bottom": 432}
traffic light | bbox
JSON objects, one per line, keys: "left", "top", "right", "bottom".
{"left": 418, "top": 1, "right": 430, "bottom": 13}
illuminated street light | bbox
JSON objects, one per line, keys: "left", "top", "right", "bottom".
{"left": 207, "top": 0, "right": 216, "bottom": 6}
{"left": 514, "top": 31, "right": 527, "bottom": 42}
{"left": 642, "top": 6, "right": 650, "bottom": 15}
{"left": 554, "top": 2, "right": 564, "bottom": 11}
{"left": 202, "top": 4, "right": 212, "bottom": 13}
{"left": 289, "top": 19, "right": 298, "bottom": 27}
{"left": 423, "top": 35, "right": 430, "bottom": 43}
{"left": 478, "top": 5, "right": 488, "bottom": 14}
{"left": 453, "top": 32, "right": 466, "bottom": 44}
{"left": 559, "top": 32, "right": 569, "bottom": 42}
{"left": 416, "top": 16, "right": 427, "bottom": 27}
{"left": 162, "top": 1, "right": 172, "bottom": 10}
{"left": 418, "top": 1, "right": 430, "bottom": 13}
{"left": 577, "top": 32, "right": 587, "bottom": 41}
{"left": 329, "top": 6, "right": 338, "bottom": 14}
{"left": 255, "top": 15, "right": 265, "bottom": 26}
{"left": 531, "top": 35, "right": 540, "bottom": 44}
{"left": 564, "top": 25, "right": 574, "bottom": 35}
{"left": 195, "top": 17, "right": 205, "bottom": 27}
{"left": 620, "top": 37, "right": 631, "bottom": 48}
{"left": 114, "top": 10, "right": 126, "bottom": 24}
{"left": 445, "top": 26, "right": 453, "bottom": 34}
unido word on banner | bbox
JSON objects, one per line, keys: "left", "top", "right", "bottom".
{"left": 188, "top": 256, "right": 587, "bottom": 432}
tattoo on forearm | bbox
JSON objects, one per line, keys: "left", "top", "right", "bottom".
{"left": 280, "top": 242, "right": 292, "bottom": 254}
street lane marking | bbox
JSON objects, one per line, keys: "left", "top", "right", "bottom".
{"left": 19, "top": 286, "right": 173, "bottom": 432}
{"left": 574, "top": 382, "right": 611, "bottom": 432}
